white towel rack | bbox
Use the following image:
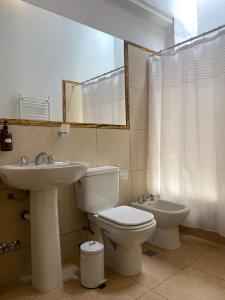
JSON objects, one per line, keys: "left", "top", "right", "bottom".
{"left": 18, "top": 94, "right": 51, "bottom": 120}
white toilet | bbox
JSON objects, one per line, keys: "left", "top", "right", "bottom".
{"left": 131, "top": 198, "right": 190, "bottom": 250}
{"left": 75, "top": 166, "right": 156, "bottom": 276}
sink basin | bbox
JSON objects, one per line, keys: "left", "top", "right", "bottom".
{"left": 0, "top": 161, "right": 89, "bottom": 293}
{"left": 0, "top": 161, "right": 89, "bottom": 190}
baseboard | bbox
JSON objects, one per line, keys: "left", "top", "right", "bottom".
{"left": 179, "top": 225, "right": 225, "bottom": 245}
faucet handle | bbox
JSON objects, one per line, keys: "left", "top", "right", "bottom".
{"left": 138, "top": 195, "right": 146, "bottom": 204}
{"left": 20, "top": 156, "right": 29, "bottom": 167}
{"left": 47, "top": 155, "right": 55, "bottom": 165}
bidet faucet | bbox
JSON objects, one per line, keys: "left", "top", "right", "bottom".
{"left": 150, "top": 194, "right": 155, "bottom": 201}
{"left": 35, "top": 152, "right": 47, "bottom": 165}
{"left": 47, "top": 155, "right": 54, "bottom": 165}
{"left": 138, "top": 195, "right": 147, "bottom": 204}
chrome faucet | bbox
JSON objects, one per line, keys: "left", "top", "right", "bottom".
{"left": 35, "top": 152, "right": 47, "bottom": 165}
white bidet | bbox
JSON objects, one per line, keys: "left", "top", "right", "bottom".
{"left": 131, "top": 198, "right": 190, "bottom": 249}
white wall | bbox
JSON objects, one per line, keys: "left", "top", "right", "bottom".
{"left": 0, "top": 0, "right": 123, "bottom": 120}
{"left": 197, "top": 0, "right": 225, "bottom": 34}
{"left": 114, "top": 38, "right": 125, "bottom": 69}
{"left": 23, "top": 0, "right": 167, "bottom": 51}
{"left": 147, "top": 0, "right": 198, "bottom": 43}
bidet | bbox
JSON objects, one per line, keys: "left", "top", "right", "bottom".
{"left": 131, "top": 197, "right": 190, "bottom": 249}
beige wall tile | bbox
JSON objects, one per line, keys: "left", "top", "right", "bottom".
{"left": 0, "top": 247, "right": 31, "bottom": 287}
{"left": 0, "top": 189, "right": 30, "bottom": 246}
{"left": 118, "top": 171, "right": 132, "bottom": 205}
{"left": 130, "top": 88, "right": 149, "bottom": 130}
{"left": 58, "top": 185, "right": 87, "bottom": 235}
{"left": 0, "top": 126, "right": 53, "bottom": 165}
{"left": 130, "top": 130, "right": 148, "bottom": 170}
{"left": 131, "top": 169, "right": 150, "bottom": 201}
{"left": 60, "top": 230, "right": 87, "bottom": 264}
{"left": 128, "top": 45, "right": 149, "bottom": 90}
{"left": 53, "top": 127, "right": 97, "bottom": 167}
{"left": 97, "top": 129, "right": 130, "bottom": 170}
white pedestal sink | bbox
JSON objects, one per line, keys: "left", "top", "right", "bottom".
{"left": 0, "top": 161, "right": 89, "bottom": 292}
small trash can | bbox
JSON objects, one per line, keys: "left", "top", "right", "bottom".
{"left": 80, "top": 241, "right": 106, "bottom": 289}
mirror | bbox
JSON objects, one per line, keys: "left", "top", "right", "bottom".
{"left": 63, "top": 62, "right": 127, "bottom": 126}
{"left": 0, "top": 0, "right": 128, "bottom": 128}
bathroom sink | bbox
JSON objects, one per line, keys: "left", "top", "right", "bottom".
{"left": 0, "top": 161, "right": 89, "bottom": 190}
{"left": 0, "top": 161, "right": 89, "bottom": 293}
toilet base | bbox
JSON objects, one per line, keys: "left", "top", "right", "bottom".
{"left": 148, "top": 226, "right": 180, "bottom": 250}
{"left": 103, "top": 235, "right": 142, "bottom": 276}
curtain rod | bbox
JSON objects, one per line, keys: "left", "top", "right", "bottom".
{"left": 72, "top": 66, "right": 124, "bottom": 87}
{"left": 152, "top": 23, "right": 225, "bottom": 56}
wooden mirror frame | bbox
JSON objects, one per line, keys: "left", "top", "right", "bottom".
{"left": 0, "top": 41, "right": 129, "bottom": 129}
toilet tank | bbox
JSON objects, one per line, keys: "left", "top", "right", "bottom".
{"left": 75, "top": 166, "right": 119, "bottom": 214}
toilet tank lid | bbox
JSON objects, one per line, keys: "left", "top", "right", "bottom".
{"left": 85, "top": 166, "right": 119, "bottom": 177}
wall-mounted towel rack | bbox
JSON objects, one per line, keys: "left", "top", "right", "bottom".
{"left": 18, "top": 94, "right": 51, "bottom": 120}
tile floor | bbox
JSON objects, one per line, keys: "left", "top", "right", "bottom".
{"left": 1, "top": 234, "right": 225, "bottom": 300}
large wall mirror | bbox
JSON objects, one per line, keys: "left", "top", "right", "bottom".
{"left": 0, "top": 0, "right": 129, "bottom": 128}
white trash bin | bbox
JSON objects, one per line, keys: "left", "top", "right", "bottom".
{"left": 80, "top": 241, "right": 106, "bottom": 289}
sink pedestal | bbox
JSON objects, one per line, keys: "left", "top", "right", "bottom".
{"left": 30, "top": 188, "right": 63, "bottom": 292}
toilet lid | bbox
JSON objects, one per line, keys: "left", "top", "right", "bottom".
{"left": 98, "top": 205, "right": 154, "bottom": 226}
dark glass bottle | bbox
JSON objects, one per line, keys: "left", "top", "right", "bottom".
{"left": 0, "top": 121, "right": 13, "bottom": 151}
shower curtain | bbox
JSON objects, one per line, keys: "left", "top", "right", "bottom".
{"left": 82, "top": 69, "right": 125, "bottom": 124}
{"left": 149, "top": 31, "right": 225, "bottom": 235}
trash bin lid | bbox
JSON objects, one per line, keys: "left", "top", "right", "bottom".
{"left": 80, "top": 241, "right": 104, "bottom": 254}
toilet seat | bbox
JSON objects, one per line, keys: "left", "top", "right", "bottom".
{"left": 98, "top": 216, "right": 156, "bottom": 230}
{"left": 97, "top": 205, "right": 156, "bottom": 230}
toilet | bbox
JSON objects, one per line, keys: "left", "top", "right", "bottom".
{"left": 131, "top": 197, "right": 190, "bottom": 250}
{"left": 75, "top": 166, "right": 156, "bottom": 276}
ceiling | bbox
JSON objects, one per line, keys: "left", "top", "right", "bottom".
{"left": 23, "top": 0, "right": 172, "bottom": 50}
{"left": 125, "top": 0, "right": 173, "bottom": 24}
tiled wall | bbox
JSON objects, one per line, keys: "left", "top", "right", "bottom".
{"left": 0, "top": 44, "right": 150, "bottom": 286}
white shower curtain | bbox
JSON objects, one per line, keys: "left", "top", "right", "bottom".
{"left": 82, "top": 69, "right": 125, "bottom": 125}
{"left": 149, "top": 31, "right": 225, "bottom": 236}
